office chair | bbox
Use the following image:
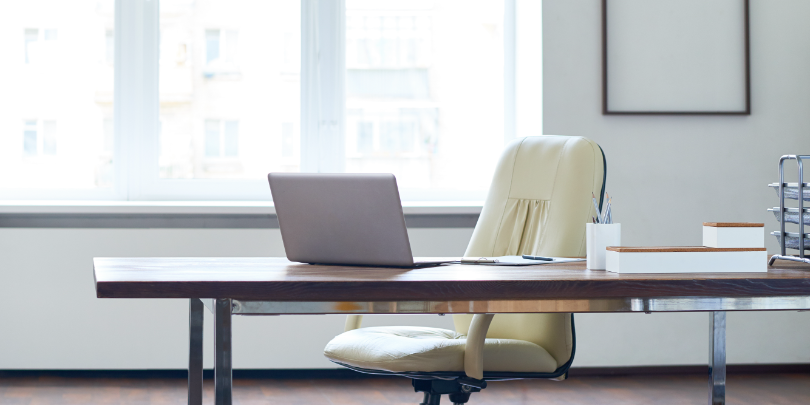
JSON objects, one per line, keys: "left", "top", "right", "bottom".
{"left": 324, "top": 136, "right": 606, "bottom": 405}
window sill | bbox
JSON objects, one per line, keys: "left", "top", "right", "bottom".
{"left": 0, "top": 201, "right": 482, "bottom": 228}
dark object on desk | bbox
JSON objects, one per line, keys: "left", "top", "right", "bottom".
{"left": 522, "top": 255, "right": 553, "bottom": 261}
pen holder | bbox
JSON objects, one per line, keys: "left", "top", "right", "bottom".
{"left": 587, "top": 223, "right": 621, "bottom": 270}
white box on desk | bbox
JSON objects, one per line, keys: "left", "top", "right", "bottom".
{"left": 605, "top": 247, "right": 768, "bottom": 274}
{"left": 702, "top": 222, "right": 764, "bottom": 248}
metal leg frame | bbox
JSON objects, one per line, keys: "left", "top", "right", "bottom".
{"left": 215, "top": 298, "right": 233, "bottom": 405}
{"left": 709, "top": 311, "right": 726, "bottom": 405}
{"left": 188, "top": 298, "right": 204, "bottom": 405}
{"left": 193, "top": 302, "right": 729, "bottom": 405}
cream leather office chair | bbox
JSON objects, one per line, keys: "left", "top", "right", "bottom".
{"left": 324, "top": 136, "right": 606, "bottom": 405}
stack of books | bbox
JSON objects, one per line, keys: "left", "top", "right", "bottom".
{"left": 605, "top": 223, "right": 767, "bottom": 274}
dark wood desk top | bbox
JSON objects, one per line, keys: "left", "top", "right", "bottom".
{"left": 94, "top": 257, "right": 810, "bottom": 301}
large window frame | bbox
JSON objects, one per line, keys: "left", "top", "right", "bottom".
{"left": 2, "top": 0, "right": 541, "bottom": 203}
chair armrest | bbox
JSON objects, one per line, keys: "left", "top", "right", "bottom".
{"left": 463, "top": 313, "right": 494, "bottom": 380}
{"left": 344, "top": 315, "right": 363, "bottom": 331}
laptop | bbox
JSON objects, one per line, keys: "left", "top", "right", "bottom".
{"left": 268, "top": 173, "right": 455, "bottom": 267}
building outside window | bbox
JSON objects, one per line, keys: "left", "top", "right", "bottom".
{"left": 281, "top": 122, "right": 296, "bottom": 158}
{"left": 23, "top": 120, "right": 38, "bottom": 156}
{"left": 0, "top": 0, "right": 537, "bottom": 201}
{"left": 24, "top": 28, "right": 59, "bottom": 65}
{"left": 21, "top": 120, "right": 57, "bottom": 157}
{"left": 204, "top": 28, "right": 239, "bottom": 76}
{"left": 42, "top": 120, "right": 57, "bottom": 155}
{"left": 24, "top": 29, "right": 38, "bottom": 64}
{"left": 2, "top": 0, "right": 113, "bottom": 194}
{"left": 345, "top": 0, "right": 505, "bottom": 193}
{"left": 105, "top": 29, "right": 114, "bottom": 65}
{"left": 157, "top": 0, "right": 299, "bottom": 185}
{"left": 204, "top": 119, "right": 239, "bottom": 158}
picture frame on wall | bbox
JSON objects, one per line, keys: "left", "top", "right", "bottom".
{"left": 602, "top": 0, "right": 750, "bottom": 115}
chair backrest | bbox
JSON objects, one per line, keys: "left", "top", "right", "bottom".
{"left": 453, "top": 135, "right": 605, "bottom": 369}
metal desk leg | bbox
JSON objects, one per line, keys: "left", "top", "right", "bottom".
{"left": 188, "top": 298, "right": 204, "bottom": 405}
{"left": 214, "top": 298, "right": 233, "bottom": 405}
{"left": 709, "top": 311, "right": 726, "bottom": 405}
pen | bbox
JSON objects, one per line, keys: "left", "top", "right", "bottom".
{"left": 461, "top": 257, "right": 499, "bottom": 264}
{"left": 522, "top": 255, "right": 554, "bottom": 261}
{"left": 601, "top": 193, "right": 609, "bottom": 223}
{"left": 591, "top": 193, "right": 602, "bottom": 223}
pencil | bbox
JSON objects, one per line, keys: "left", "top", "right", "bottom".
{"left": 591, "top": 193, "right": 601, "bottom": 223}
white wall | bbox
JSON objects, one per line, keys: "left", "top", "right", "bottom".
{"left": 544, "top": 0, "right": 809, "bottom": 250}
{"left": 542, "top": 0, "right": 810, "bottom": 366}
{"left": 0, "top": 228, "right": 469, "bottom": 369}
{"left": 2, "top": 227, "right": 810, "bottom": 370}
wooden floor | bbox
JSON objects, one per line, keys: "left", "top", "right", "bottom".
{"left": 2, "top": 373, "right": 810, "bottom": 404}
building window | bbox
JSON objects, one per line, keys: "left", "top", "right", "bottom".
{"left": 282, "top": 123, "right": 296, "bottom": 158}
{"left": 105, "top": 29, "right": 114, "bottom": 65}
{"left": 43, "top": 120, "right": 57, "bottom": 155}
{"left": 22, "top": 120, "right": 57, "bottom": 156}
{"left": 24, "top": 29, "right": 38, "bottom": 64}
{"left": 223, "top": 121, "right": 238, "bottom": 156}
{"left": 44, "top": 29, "right": 58, "bottom": 41}
{"left": 205, "top": 120, "right": 239, "bottom": 157}
{"left": 205, "top": 29, "right": 220, "bottom": 64}
{"left": 356, "top": 121, "right": 374, "bottom": 153}
{"left": 205, "top": 29, "right": 238, "bottom": 65}
{"left": 204, "top": 120, "right": 220, "bottom": 157}
{"left": 103, "top": 119, "right": 114, "bottom": 152}
{"left": 23, "top": 120, "right": 38, "bottom": 155}
{"left": 24, "top": 28, "right": 58, "bottom": 64}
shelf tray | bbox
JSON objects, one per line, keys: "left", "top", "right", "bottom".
{"left": 769, "top": 183, "right": 810, "bottom": 201}
{"left": 771, "top": 231, "right": 810, "bottom": 250}
{"left": 769, "top": 208, "right": 810, "bottom": 225}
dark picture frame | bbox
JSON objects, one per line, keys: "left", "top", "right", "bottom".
{"left": 602, "top": 0, "right": 750, "bottom": 115}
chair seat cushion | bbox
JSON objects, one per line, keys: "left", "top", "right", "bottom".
{"left": 324, "top": 326, "right": 558, "bottom": 374}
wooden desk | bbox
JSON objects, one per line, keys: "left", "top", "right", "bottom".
{"left": 94, "top": 257, "right": 810, "bottom": 405}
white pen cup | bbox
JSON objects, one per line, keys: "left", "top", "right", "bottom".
{"left": 586, "top": 223, "right": 621, "bottom": 270}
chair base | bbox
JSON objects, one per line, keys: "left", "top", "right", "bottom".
{"left": 413, "top": 378, "right": 482, "bottom": 405}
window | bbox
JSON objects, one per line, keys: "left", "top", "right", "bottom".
{"left": 21, "top": 120, "right": 57, "bottom": 157}
{"left": 204, "top": 120, "right": 239, "bottom": 158}
{"left": 44, "top": 29, "right": 58, "bottom": 41}
{"left": 281, "top": 123, "right": 296, "bottom": 158}
{"left": 42, "top": 120, "right": 58, "bottom": 155}
{"left": 105, "top": 30, "right": 114, "bottom": 65}
{"left": 24, "top": 28, "right": 59, "bottom": 65}
{"left": 205, "top": 30, "right": 220, "bottom": 64}
{"left": 1, "top": 0, "right": 114, "bottom": 196}
{"left": 204, "top": 28, "right": 239, "bottom": 75}
{"left": 356, "top": 121, "right": 374, "bottom": 153}
{"left": 103, "top": 119, "right": 114, "bottom": 152}
{"left": 155, "top": 0, "right": 299, "bottom": 195}
{"left": 344, "top": 1, "right": 507, "bottom": 196}
{"left": 24, "top": 29, "right": 38, "bottom": 64}
{"left": 23, "top": 121, "right": 38, "bottom": 156}
{"left": 1, "top": 0, "right": 540, "bottom": 202}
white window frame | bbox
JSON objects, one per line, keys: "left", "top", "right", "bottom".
{"left": 2, "top": 0, "right": 540, "bottom": 202}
